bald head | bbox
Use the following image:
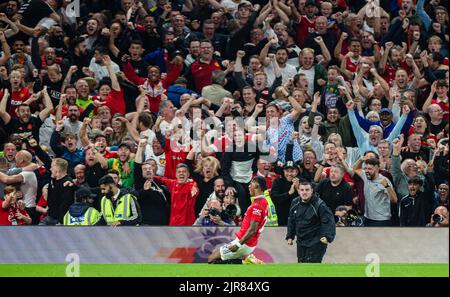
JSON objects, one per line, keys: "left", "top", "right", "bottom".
{"left": 15, "top": 150, "right": 32, "bottom": 167}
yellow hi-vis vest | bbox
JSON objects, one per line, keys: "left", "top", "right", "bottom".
{"left": 63, "top": 207, "right": 100, "bottom": 226}
{"left": 100, "top": 194, "right": 134, "bottom": 225}
{"left": 251, "top": 190, "right": 278, "bottom": 226}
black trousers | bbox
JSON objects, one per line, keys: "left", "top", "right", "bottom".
{"left": 364, "top": 217, "right": 392, "bottom": 227}
{"left": 25, "top": 207, "right": 39, "bottom": 225}
{"left": 297, "top": 242, "right": 327, "bottom": 263}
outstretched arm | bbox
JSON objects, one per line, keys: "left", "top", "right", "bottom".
{"left": 0, "top": 89, "right": 11, "bottom": 124}
{"left": 39, "top": 86, "right": 54, "bottom": 121}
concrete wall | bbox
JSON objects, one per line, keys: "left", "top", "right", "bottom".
{"left": 0, "top": 227, "right": 447, "bottom": 264}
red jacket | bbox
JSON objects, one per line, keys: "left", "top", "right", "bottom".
{"left": 154, "top": 176, "right": 199, "bottom": 226}
{"left": 123, "top": 61, "right": 182, "bottom": 113}
{"left": 163, "top": 138, "right": 189, "bottom": 179}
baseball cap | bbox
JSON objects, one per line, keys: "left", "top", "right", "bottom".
{"left": 75, "top": 187, "right": 96, "bottom": 200}
{"left": 379, "top": 108, "right": 392, "bottom": 115}
{"left": 283, "top": 161, "right": 299, "bottom": 170}
{"left": 238, "top": 0, "right": 252, "bottom": 9}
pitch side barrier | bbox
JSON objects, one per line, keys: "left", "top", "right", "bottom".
{"left": 0, "top": 227, "right": 447, "bottom": 264}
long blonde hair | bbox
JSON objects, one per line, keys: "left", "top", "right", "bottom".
{"left": 195, "top": 156, "right": 220, "bottom": 176}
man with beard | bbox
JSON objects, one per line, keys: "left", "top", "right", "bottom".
{"left": 352, "top": 157, "right": 397, "bottom": 226}
{"left": 61, "top": 37, "right": 91, "bottom": 82}
{"left": 154, "top": 163, "right": 199, "bottom": 226}
{"left": 260, "top": 41, "right": 298, "bottom": 86}
{"left": 107, "top": 142, "right": 135, "bottom": 188}
{"left": 138, "top": 15, "right": 162, "bottom": 54}
{"left": 0, "top": 87, "right": 53, "bottom": 142}
{"left": 83, "top": 146, "right": 108, "bottom": 188}
{"left": 58, "top": 104, "right": 83, "bottom": 148}
{"left": 98, "top": 175, "right": 142, "bottom": 227}
{"left": 271, "top": 161, "right": 300, "bottom": 226}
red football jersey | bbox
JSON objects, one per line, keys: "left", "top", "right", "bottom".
{"left": 235, "top": 197, "right": 268, "bottom": 247}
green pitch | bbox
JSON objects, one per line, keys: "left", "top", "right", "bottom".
{"left": 0, "top": 264, "right": 447, "bottom": 277}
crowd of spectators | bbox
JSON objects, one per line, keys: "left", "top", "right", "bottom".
{"left": 0, "top": 0, "right": 448, "bottom": 227}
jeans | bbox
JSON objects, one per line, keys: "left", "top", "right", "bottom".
{"left": 297, "top": 241, "right": 328, "bottom": 263}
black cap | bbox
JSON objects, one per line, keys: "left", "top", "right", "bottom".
{"left": 75, "top": 187, "right": 96, "bottom": 199}
{"left": 408, "top": 176, "right": 423, "bottom": 185}
{"left": 98, "top": 175, "right": 115, "bottom": 186}
{"left": 284, "top": 161, "right": 299, "bottom": 170}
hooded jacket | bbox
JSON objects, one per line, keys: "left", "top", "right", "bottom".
{"left": 286, "top": 194, "right": 336, "bottom": 247}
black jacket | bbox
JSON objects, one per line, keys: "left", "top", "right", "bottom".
{"left": 286, "top": 194, "right": 336, "bottom": 247}
{"left": 399, "top": 174, "right": 435, "bottom": 227}
{"left": 47, "top": 175, "right": 76, "bottom": 223}
{"left": 138, "top": 182, "right": 171, "bottom": 226}
{"left": 271, "top": 176, "right": 298, "bottom": 226}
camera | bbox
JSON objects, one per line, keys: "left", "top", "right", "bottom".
{"left": 231, "top": 108, "right": 240, "bottom": 118}
{"left": 335, "top": 209, "right": 364, "bottom": 227}
{"left": 208, "top": 207, "right": 220, "bottom": 217}
{"left": 432, "top": 214, "right": 444, "bottom": 224}
{"left": 222, "top": 204, "right": 238, "bottom": 221}
{"left": 346, "top": 209, "right": 364, "bottom": 227}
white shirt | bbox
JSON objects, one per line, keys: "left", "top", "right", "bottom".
{"left": 140, "top": 129, "right": 156, "bottom": 161}
{"left": 298, "top": 67, "right": 315, "bottom": 97}
{"left": 149, "top": 152, "right": 166, "bottom": 176}
{"left": 265, "top": 63, "right": 298, "bottom": 86}
{"left": 89, "top": 58, "right": 121, "bottom": 83}
{"left": 19, "top": 171, "right": 38, "bottom": 208}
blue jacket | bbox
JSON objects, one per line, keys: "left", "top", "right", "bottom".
{"left": 348, "top": 109, "right": 407, "bottom": 155}
{"left": 167, "top": 85, "right": 196, "bottom": 108}
{"left": 354, "top": 109, "right": 414, "bottom": 139}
